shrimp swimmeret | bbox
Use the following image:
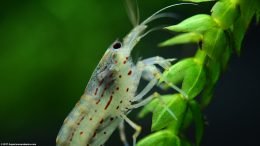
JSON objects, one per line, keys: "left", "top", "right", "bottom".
{"left": 56, "top": 2, "right": 192, "bottom": 146}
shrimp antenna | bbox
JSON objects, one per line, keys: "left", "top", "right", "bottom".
{"left": 146, "top": 12, "right": 181, "bottom": 23}
{"left": 141, "top": 3, "right": 197, "bottom": 25}
{"left": 138, "top": 25, "right": 169, "bottom": 40}
{"left": 138, "top": 13, "right": 182, "bottom": 40}
{"left": 124, "top": 0, "right": 140, "bottom": 26}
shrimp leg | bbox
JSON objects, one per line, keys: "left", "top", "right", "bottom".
{"left": 119, "top": 57, "right": 180, "bottom": 146}
{"left": 138, "top": 56, "right": 188, "bottom": 98}
{"left": 140, "top": 56, "right": 176, "bottom": 70}
{"left": 120, "top": 113, "right": 141, "bottom": 146}
{"left": 132, "top": 56, "right": 174, "bottom": 102}
{"left": 119, "top": 120, "right": 129, "bottom": 146}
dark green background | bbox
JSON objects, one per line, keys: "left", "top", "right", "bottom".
{"left": 0, "top": 0, "right": 259, "bottom": 145}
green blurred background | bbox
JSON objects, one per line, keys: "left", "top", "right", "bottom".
{"left": 0, "top": 0, "right": 259, "bottom": 145}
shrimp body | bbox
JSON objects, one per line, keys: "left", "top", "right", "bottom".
{"left": 56, "top": 25, "right": 148, "bottom": 146}
{"left": 56, "top": 3, "right": 192, "bottom": 146}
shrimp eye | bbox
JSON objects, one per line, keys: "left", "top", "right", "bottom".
{"left": 113, "top": 42, "right": 122, "bottom": 49}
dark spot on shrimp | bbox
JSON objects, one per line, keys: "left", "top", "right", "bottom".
{"left": 96, "top": 99, "right": 100, "bottom": 104}
{"left": 99, "top": 79, "right": 104, "bottom": 86}
{"left": 104, "top": 95, "right": 113, "bottom": 110}
{"left": 77, "top": 116, "right": 84, "bottom": 125}
{"left": 94, "top": 88, "right": 98, "bottom": 95}
{"left": 110, "top": 117, "right": 114, "bottom": 121}
{"left": 126, "top": 88, "right": 129, "bottom": 92}
{"left": 70, "top": 132, "right": 75, "bottom": 141}
{"left": 99, "top": 118, "right": 104, "bottom": 124}
{"left": 128, "top": 70, "right": 132, "bottom": 75}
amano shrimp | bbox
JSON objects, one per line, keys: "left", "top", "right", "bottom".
{"left": 56, "top": 2, "right": 192, "bottom": 146}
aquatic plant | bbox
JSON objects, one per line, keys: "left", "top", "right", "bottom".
{"left": 137, "top": 0, "right": 260, "bottom": 145}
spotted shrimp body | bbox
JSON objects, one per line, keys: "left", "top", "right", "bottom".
{"left": 56, "top": 3, "right": 192, "bottom": 146}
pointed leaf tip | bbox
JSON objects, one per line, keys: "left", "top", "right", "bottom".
{"left": 166, "top": 14, "right": 217, "bottom": 33}
{"left": 182, "top": 59, "right": 206, "bottom": 99}
{"left": 159, "top": 32, "right": 202, "bottom": 47}
{"left": 151, "top": 94, "right": 187, "bottom": 132}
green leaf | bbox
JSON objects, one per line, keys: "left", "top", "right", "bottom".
{"left": 211, "top": 0, "right": 239, "bottom": 29}
{"left": 165, "top": 14, "right": 217, "bottom": 33}
{"left": 159, "top": 32, "right": 202, "bottom": 47}
{"left": 200, "top": 59, "right": 220, "bottom": 108}
{"left": 138, "top": 94, "right": 160, "bottom": 118}
{"left": 231, "top": 16, "right": 247, "bottom": 54}
{"left": 182, "top": 58, "right": 206, "bottom": 99}
{"left": 162, "top": 58, "right": 195, "bottom": 85}
{"left": 194, "top": 49, "right": 207, "bottom": 63}
{"left": 200, "top": 83, "right": 214, "bottom": 108}
{"left": 202, "top": 28, "right": 227, "bottom": 60}
{"left": 189, "top": 100, "right": 204, "bottom": 146}
{"left": 206, "top": 59, "right": 221, "bottom": 85}
{"left": 162, "top": 57, "right": 206, "bottom": 99}
{"left": 137, "top": 130, "right": 181, "bottom": 146}
{"left": 231, "top": 0, "right": 259, "bottom": 54}
{"left": 180, "top": 107, "right": 193, "bottom": 130}
{"left": 151, "top": 94, "right": 187, "bottom": 132}
{"left": 221, "top": 46, "right": 232, "bottom": 70}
